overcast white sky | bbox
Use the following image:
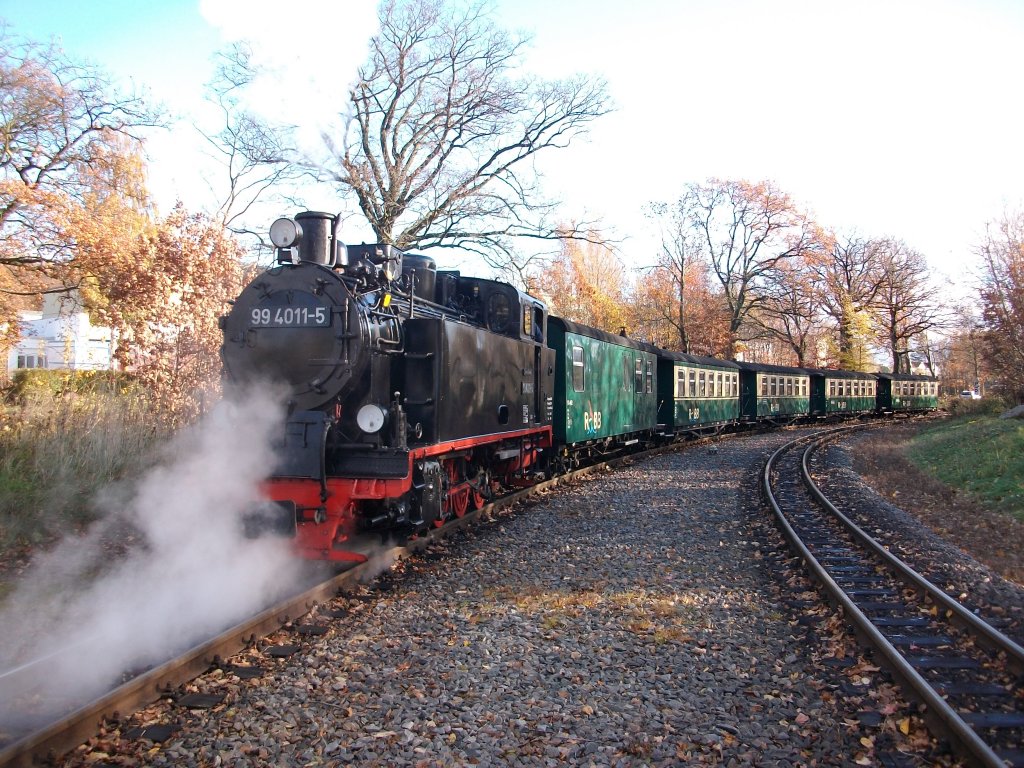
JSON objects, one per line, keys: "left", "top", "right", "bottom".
{"left": 3, "top": 0, "right": 1022, "bottom": 295}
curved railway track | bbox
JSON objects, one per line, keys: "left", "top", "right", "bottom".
{"left": 762, "top": 427, "right": 1024, "bottom": 768}
{"left": 0, "top": 435, "right": 705, "bottom": 768}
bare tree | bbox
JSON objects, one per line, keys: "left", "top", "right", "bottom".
{"left": 755, "top": 253, "right": 822, "bottom": 367}
{"left": 200, "top": 42, "right": 308, "bottom": 245}
{"left": 872, "top": 239, "right": 945, "bottom": 373}
{"left": 684, "top": 179, "right": 815, "bottom": 358}
{"left": 327, "top": 0, "right": 611, "bottom": 272}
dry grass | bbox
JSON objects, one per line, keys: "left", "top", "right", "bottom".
{"left": 0, "top": 388, "right": 166, "bottom": 561}
{"left": 481, "top": 583, "right": 705, "bottom": 641}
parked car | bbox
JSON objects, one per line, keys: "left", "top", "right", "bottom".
{"left": 959, "top": 390, "right": 982, "bottom": 399}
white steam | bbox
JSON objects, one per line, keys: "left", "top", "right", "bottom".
{"left": 0, "top": 386, "right": 310, "bottom": 731}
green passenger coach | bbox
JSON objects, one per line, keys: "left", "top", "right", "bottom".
{"left": 736, "top": 361, "right": 812, "bottom": 423}
{"left": 875, "top": 373, "right": 939, "bottom": 414}
{"left": 658, "top": 352, "right": 741, "bottom": 435}
{"left": 547, "top": 318, "right": 658, "bottom": 457}
{"left": 808, "top": 368, "right": 877, "bottom": 417}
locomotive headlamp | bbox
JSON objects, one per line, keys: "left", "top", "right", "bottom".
{"left": 269, "top": 217, "right": 302, "bottom": 249}
{"left": 356, "top": 403, "right": 387, "bottom": 433}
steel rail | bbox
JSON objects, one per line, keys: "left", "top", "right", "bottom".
{"left": 762, "top": 429, "right": 1010, "bottom": 768}
{"left": 801, "top": 438, "right": 1024, "bottom": 673}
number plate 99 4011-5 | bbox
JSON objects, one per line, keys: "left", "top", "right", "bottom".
{"left": 250, "top": 305, "right": 329, "bottom": 327}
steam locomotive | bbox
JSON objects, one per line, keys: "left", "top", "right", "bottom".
{"left": 221, "top": 211, "right": 554, "bottom": 562}
{"left": 221, "top": 210, "right": 938, "bottom": 563}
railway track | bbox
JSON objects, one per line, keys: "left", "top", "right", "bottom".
{"left": 0, "top": 436, "right": 696, "bottom": 768}
{"left": 762, "top": 426, "right": 1024, "bottom": 767}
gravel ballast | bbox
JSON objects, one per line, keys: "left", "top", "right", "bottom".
{"left": 62, "top": 430, "right": 951, "bottom": 766}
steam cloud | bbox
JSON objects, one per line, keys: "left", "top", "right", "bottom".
{"left": 0, "top": 386, "right": 312, "bottom": 731}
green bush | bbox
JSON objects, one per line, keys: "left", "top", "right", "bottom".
{"left": 943, "top": 395, "right": 1011, "bottom": 417}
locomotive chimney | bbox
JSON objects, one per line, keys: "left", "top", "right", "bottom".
{"left": 294, "top": 211, "right": 337, "bottom": 266}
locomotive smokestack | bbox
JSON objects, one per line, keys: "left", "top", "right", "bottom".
{"left": 294, "top": 211, "right": 336, "bottom": 266}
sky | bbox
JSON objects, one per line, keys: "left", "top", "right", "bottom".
{"left": 2, "top": 0, "right": 1022, "bottom": 296}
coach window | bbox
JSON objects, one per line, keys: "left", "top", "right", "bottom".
{"left": 646, "top": 359, "right": 654, "bottom": 394}
{"left": 696, "top": 370, "right": 705, "bottom": 397}
{"left": 624, "top": 356, "right": 632, "bottom": 391}
{"left": 571, "top": 345, "right": 585, "bottom": 392}
{"left": 688, "top": 368, "right": 697, "bottom": 398}
{"left": 634, "top": 357, "right": 643, "bottom": 392}
{"left": 676, "top": 368, "right": 685, "bottom": 398}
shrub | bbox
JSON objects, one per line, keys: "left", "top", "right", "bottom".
{"left": 943, "top": 395, "right": 1011, "bottom": 417}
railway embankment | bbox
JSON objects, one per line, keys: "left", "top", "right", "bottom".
{"left": 56, "top": 429, "right": 968, "bottom": 767}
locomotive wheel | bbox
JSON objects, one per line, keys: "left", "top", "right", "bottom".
{"left": 447, "top": 459, "right": 470, "bottom": 518}
{"left": 469, "top": 465, "right": 488, "bottom": 510}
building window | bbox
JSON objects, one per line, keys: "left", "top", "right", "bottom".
{"left": 17, "top": 354, "right": 46, "bottom": 369}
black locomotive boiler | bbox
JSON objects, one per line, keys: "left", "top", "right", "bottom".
{"left": 221, "top": 211, "right": 554, "bottom": 562}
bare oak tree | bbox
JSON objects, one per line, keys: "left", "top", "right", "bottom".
{"left": 683, "top": 179, "right": 814, "bottom": 358}
{"left": 755, "top": 253, "right": 822, "bottom": 366}
{"left": 327, "top": 0, "right": 610, "bottom": 272}
{"left": 643, "top": 195, "right": 708, "bottom": 353}
{"left": 201, "top": 42, "right": 308, "bottom": 243}
{"left": 872, "top": 239, "right": 944, "bottom": 373}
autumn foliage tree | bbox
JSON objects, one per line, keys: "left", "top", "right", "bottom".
{"left": 978, "top": 210, "right": 1024, "bottom": 401}
{"left": 532, "top": 231, "right": 627, "bottom": 332}
{"left": 85, "top": 206, "right": 247, "bottom": 425}
{"left": 0, "top": 28, "right": 159, "bottom": 327}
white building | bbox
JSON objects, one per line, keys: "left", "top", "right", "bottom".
{"left": 7, "top": 292, "right": 116, "bottom": 374}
